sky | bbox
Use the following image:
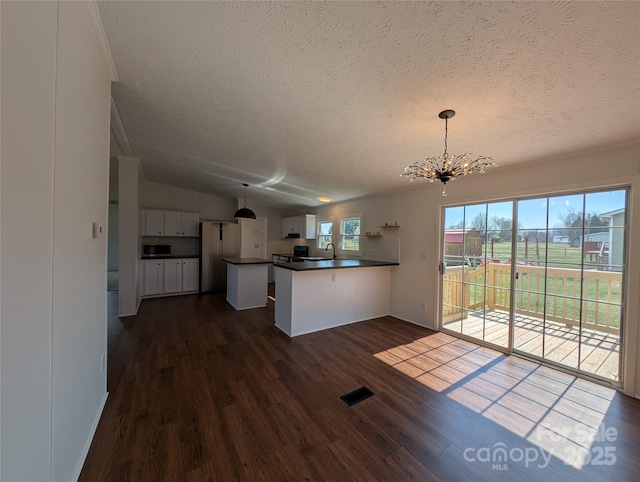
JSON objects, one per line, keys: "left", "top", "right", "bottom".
{"left": 444, "top": 189, "right": 627, "bottom": 231}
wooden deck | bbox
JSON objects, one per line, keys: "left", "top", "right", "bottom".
{"left": 443, "top": 310, "right": 620, "bottom": 382}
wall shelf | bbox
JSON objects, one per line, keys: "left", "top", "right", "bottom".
{"left": 376, "top": 224, "right": 400, "bottom": 228}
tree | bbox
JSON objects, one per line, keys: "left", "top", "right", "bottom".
{"left": 470, "top": 213, "right": 486, "bottom": 233}
{"left": 490, "top": 216, "right": 513, "bottom": 241}
{"left": 558, "top": 208, "right": 608, "bottom": 246}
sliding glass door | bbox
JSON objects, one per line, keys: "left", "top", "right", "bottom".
{"left": 441, "top": 188, "right": 627, "bottom": 384}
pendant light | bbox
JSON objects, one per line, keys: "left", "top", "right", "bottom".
{"left": 402, "top": 109, "right": 496, "bottom": 196}
{"left": 234, "top": 183, "right": 256, "bottom": 219}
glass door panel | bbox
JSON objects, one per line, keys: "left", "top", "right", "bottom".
{"left": 441, "top": 202, "right": 512, "bottom": 348}
{"left": 513, "top": 190, "right": 626, "bottom": 382}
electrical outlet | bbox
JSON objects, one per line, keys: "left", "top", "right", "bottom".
{"left": 369, "top": 249, "right": 376, "bottom": 256}
{"left": 254, "top": 244, "right": 259, "bottom": 249}
{"left": 332, "top": 273, "right": 336, "bottom": 282}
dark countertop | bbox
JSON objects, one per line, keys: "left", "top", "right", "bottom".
{"left": 141, "top": 255, "right": 200, "bottom": 260}
{"left": 273, "top": 259, "right": 399, "bottom": 271}
{"left": 223, "top": 257, "right": 273, "bottom": 265}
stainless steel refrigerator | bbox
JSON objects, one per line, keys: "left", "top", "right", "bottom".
{"left": 200, "top": 222, "right": 241, "bottom": 292}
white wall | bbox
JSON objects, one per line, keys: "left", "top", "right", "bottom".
{"left": 316, "top": 144, "right": 640, "bottom": 398}
{"left": 142, "top": 179, "right": 237, "bottom": 219}
{"left": 1, "top": 2, "right": 58, "bottom": 479}
{"left": 1, "top": 1, "right": 113, "bottom": 480}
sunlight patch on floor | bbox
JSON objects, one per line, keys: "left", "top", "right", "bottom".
{"left": 374, "top": 334, "right": 615, "bottom": 469}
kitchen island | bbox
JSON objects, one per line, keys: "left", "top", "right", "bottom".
{"left": 273, "top": 259, "right": 399, "bottom": 337}
{"left": 223, "top": 257, "right": 272, "bottom": 310}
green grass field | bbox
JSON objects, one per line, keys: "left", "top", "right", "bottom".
{"left": 483, "top": 241, "right": 585, "bottom": 267}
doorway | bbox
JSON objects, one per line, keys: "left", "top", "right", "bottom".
{"left": 441, "top": 188, "right": 627, "bottom": 384}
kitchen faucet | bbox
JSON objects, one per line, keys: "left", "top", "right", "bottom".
{"left": 326, "top": 242, "right": 336, "bottom": 260}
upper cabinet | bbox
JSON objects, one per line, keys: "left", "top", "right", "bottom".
{"left": 143, "top": 209, "right": 199, "bottom": 237}
{"left": 144, "top": 210, "right": 165, "bottom": 236}
{"left": 282, "top": 214, "right": 316, "bottom": 239}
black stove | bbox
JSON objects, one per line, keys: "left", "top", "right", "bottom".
{"left": 293, "top": 245, "right": 309, "bottom": 258}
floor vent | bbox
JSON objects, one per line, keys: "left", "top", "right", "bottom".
{"left": 340, "top": 386, "right": 374, "bottom": 406}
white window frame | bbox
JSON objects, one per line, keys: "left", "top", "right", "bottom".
{"left": 338, "top": 213, "right": 363, "bottom": 256}
{"left": 316, "top": 218, "right": 334, "bottom": 249}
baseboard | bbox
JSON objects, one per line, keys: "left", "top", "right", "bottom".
{"left": 71, "top": 391, "right": 109, "bottom": 482}
{"left": 389, "top": 313, "right": 436, "bottom": 331}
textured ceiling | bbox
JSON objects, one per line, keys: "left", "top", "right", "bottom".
{"left": 99, "top": 1, "right": 640, "bottom": 209}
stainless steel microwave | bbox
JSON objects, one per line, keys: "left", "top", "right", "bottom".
{"left": 142, "top": 244, "right": 171, "bottom": 257}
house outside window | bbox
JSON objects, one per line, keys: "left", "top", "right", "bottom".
{"left": 339, "top": 214, "right": 362, "bottom": 255}
{"left": 317, "top": 219, "right": 333, "bottom": 249}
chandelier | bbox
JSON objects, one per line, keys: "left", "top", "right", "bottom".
{"left": 402, "top": 109, "right": 495, "bottom": 196}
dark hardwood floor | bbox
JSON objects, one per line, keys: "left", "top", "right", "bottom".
{"left": 80, "top": 291, "right": 640, "bottom": 481}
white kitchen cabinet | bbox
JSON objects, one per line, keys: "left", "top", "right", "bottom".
{"left": 181, "top": 212, "right": 199, "bottom": 237}
{"left": 144, "top": 210, "right": 165, "bottom": 236}
{"left": 181, "top": 258, "right": 199, "bottom": 292}
{"left": 163, "top": 259, "right": 183, "bottom": 293}
{"left": 144, "top": 209, "right": 199, "bottom": 237}
{"left": 281, "top": 214, "right": 316, "bottom": 239}
{"left": 163, "top": 211, "right": 182, "bottom": 237}
{"left": 143, "top": 257, "right": 199, "bottom": 297}
{"left": 143, "top": 260, "right": 164, "bottom": 296}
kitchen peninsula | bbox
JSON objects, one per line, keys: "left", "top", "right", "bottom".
{"left": 273, "top": 259, "right": 399, "bottom": 337}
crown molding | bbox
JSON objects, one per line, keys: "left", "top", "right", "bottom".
{"left": 85, "top": 0, "right": 118, "bottom": 81}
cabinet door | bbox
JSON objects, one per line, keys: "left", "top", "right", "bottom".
{"left": 163, "top": 259, "right": 182, "bottom": 293}
{"left": 281, "top": 217, "right": 290, "bottom": 239}
{"left": 181, "top": 212, "right": 199, "bottom": 237}
{"left": 181, "top": 258, "right": 199, "bottom": 292}
{"left": 144, "top": 210, "right": 165, "bottom": 236}
{"left": 143, "top": 260, "right": 164, "bottom": 295}
{"left": 164, "top": 212, "right": 182, "bottom": 236}
{"left": 282, "top": 216, "right": 300, "bottom": 238}
{"left": 303, "top": 214, "right": 317, "bottom": 239}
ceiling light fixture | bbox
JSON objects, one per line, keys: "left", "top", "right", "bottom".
{"left": 402, "top": 109, "right": 496, "bottom": 196}
{"left": 317, "top": 196, "right": 333, "bottom": 203}
{"left": 234, "top": 183, "right": 256, "bottom": 219}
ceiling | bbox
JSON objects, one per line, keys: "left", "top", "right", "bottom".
{"left": 99, "top": 1, "right": 640, "bottom": 210}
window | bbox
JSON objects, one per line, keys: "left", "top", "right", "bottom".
{"left": 339, "top": 214, "right": 362, "bottom": 254}
{"left": 317, "top": 219, "right": 333, "bottom": 249}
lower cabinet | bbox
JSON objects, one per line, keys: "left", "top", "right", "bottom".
{"left": 163, "top": 259, "right": 183, "bottom": 294}
{"left": 181, "top": 258, "right": 199, "bottom": 292}
{"left": 143, "top": 260, "right": 164, "bottom": 296}
{"left": 143, "top": 258, "right": 199, "bottom": 297}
